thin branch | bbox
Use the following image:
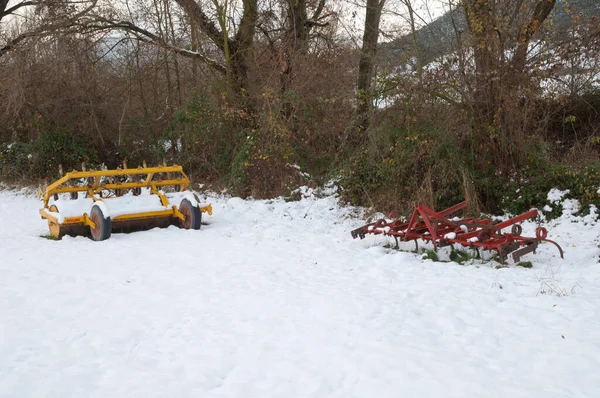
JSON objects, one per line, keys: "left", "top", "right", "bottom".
{"left": 2, "top": 0, "right": 40, "bottom": 18}
{"left": 80, "top": 18, "right": 227, "bottom": 74}
{"left": 311, "top": 0, "right": 326, "bottom": 21}
{"left": 174, "top": 0, "right": 229, "bottom": 51}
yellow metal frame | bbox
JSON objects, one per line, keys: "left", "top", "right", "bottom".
{"left": 41, "top": 165, "right": 190, "bottom": 208}
{"left": 39, "top": 164, "right": 212, "bottom": 232}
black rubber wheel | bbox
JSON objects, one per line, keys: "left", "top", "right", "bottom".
{"left": 179, "top": 199, "right": 201, "bottom": 230}
{"left": 511, "top": 224, "right": 523, "bottom": 236}
{"left": 89, "top": 205, "right": 112, "bottom": 241}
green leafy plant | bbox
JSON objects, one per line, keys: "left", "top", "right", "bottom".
{"left": 517, "top": 261, "right": 533, "bottom": 268}
{"left": 423, "top": 250, "right": 439, "bottom": 262}
{"left": 450, "top": 249, "right": 477, "bottom": 264}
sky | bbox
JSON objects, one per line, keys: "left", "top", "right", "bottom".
{"left": 335, "top": 0, "right": 448, "bottom": 44}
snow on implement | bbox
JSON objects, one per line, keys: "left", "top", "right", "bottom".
{"left": 351, "top": 201, "right": 564, "bottom": 263}
{"left": 39, "top": 164, "right": 212, "bottom": 241}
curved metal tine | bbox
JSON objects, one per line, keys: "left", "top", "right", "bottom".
{"left": 542, "top": 239, "right": 565, "bottom": 259}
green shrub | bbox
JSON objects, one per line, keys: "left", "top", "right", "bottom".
{"left": 339, "top": 114, "right": 466, "bottom": 212}
{"left": 450, "top": 249, "right": 477, "bottom": 264}
{"left": 30, "top": 130, "right": 98, "bottom": 178}
{"left": 500, "top": 163, "right": 600, "bottom": 217}
{"left": 0, "top": 142, "right": 33, "bottom": 179}
{"left": 423, "top": 250, "right": 439, "bottom": 262}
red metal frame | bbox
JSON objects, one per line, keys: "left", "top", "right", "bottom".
{"left": 351, "top": 202, "right": 564, "bottom": 263}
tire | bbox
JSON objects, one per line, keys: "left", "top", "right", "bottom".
{"left": 179, "top": 199, "right": 201, "bottom": 230}
{"left": 89, "top": 205, "right": 112, "bottom": 241}
{"left": 511, "top": 224, "right": 523, "bottom": 236}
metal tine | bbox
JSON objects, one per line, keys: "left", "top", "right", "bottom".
{"left": 351, "top": 201, "right": 564, "bottom": 262}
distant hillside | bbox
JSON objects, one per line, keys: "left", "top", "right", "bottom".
{"left": 382, "top": 0, "right": 600, "bottom": 65}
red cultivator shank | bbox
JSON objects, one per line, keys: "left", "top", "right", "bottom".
{"left": 351, "top": 201, "right": 564, "bottom": 263}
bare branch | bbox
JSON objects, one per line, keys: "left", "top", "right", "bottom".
{"left": 2, "top": 0, "right": 41, "bottom": 19}
{"left": 174, "top": 0, "right": 229, "bottom": 51}
{"left": 79, "top": 18, "right": 227, "bottom": 74}
{"left": 311, "top": 0, "right": 326, "bottom": 21}
{"left": 0, "top": 0, "right": 99, "bottom": 57}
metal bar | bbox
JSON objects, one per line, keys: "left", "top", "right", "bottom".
{"left": 541, "top": 238, "right": 565, "bottom": 259}
{"left": 45, "top": 179, "right": 189, "bottom": 196}
{"left": 83, "top": 213, "right": 96, "bottom": 229}
{"left": 417, "top": 205, "right": 460, "bottom": 226}
{"left": 403, "top": 207, "right": 421, "bottom": 241}
{"left": 152, "top": 185, "right": 170, "bottom": 207}
{"left": 39, "top": 209, "right": 60, "bottom": 224}
{"left": 495, "top": 209, "right": 538, "bottom": 230}
{"left": 43, "top": 166, "right": 187, "bottom": 202}
{"left": 439, "top": 201, "right": 467, "bottom": 217}
{"left": 511, "top": 241, "right": 539, "bottom": 263}
{"left": 418, "top": 206, "right": 439, "bottom": 247}
{"left": 63, "top": 166, "right": 184, "bottom": 179}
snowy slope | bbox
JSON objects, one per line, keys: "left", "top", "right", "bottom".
{"left": 1, "top": 187, "right": 599, "bottom": 397}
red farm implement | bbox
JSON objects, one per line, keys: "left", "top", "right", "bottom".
{"left": 351, "top": 201, "right": 564, "bottom": 263}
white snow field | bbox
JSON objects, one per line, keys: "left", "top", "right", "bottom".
{"left": 1, "top": 187, "right": 600, "bottom": 398}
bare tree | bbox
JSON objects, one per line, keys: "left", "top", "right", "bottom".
{"left": 460, "top": 0, "right": 557, "bottom": 171}
{"left": 69, "top": 0, "right": 255, "bottom": 113}
{"left": 355, "top": 0, "right": 385, "bottom": 130}
{"left": 0, "top": 0, "right": 98, "bottom": 57}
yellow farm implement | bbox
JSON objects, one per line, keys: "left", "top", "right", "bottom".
{"left": 39, "top": 164, "right": 212, "bottom": 241}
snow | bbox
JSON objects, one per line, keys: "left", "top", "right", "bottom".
{"left": 1, "top": 188, "right": 600, "bottom": 397}
{"left": 101, "top": 194, "right": 167, "bottom": 218}
{"left": 548, "top": 188, "right": 570, "bottom": 204}
{"left": 544, "top": 189, "right": 582, "bottom": 217}
{"left": 93, "top": 200, "right": 111, "bottom": 219}
{"left": 45, "top": 191, "right": 205, "bottom": 223}
{"left": 161, "top": 139, "right": 181, "bottom": 152}
{"left": 51, "top": 197, "right": 95, "bottom": 218}
{"left": 166, "top": 191, "right": 200, "bottom": 208}
{"left": 562, "top": 198, "right": 581, "bottom": 216}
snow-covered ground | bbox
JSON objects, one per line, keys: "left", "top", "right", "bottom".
{"left": 1, "top": 187, "right": 600, "bottom": 397}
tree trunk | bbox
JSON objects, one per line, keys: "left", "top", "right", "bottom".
{"left": 462, "top": 0, "right": 556, "bottom": 172}
{"left": 356, "top": 0, "right": 385, "bottom": 130}
{"left": 174, "top": 0, "right": 257, "bottom": 110}
{"left": 279, "top": 0, "right": 327, "bottom": 119}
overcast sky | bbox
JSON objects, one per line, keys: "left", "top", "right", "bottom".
{"left": 336, "top": 0, "right": 449, "bottom": 44}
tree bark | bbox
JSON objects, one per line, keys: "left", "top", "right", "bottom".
{"left": 461, "top": 0, "right": 557, "bottom": 172}
{"left": 174, "top": 0, "right": 257, "bottom": 105}
{"left": 356, "top": 0, "right": 385, "bottom": 130}
{"left": 279, "top": 0, "right": 328, "bottom": 119}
